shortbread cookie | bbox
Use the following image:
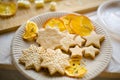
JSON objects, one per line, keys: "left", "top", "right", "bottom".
{"left": 83, "top": 31, "right": 105, "bottom": 48}
{"left": 60, "top": 33, "right": 76, "bottom": 52}
{"left": 74, "top": 35, "right": 85, "bottom": 47}
{"left": 23, "top": 44, "right": 46, "bottom": 54}
{"left": 83, "top": 46, "right": 100, "bottom": 59}
{"left": 40, "top": 49, "right": 70, "bottom": 75}
{"left": 36, "top": 27, "right": 64, "bottom": 49}
{"left": 19, "top": 45, "right": 45, "bottom": 72}
{"left": 70, "top": 46, "right": 83, "bottom": 59}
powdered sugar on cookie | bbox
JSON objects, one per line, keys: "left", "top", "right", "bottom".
{"left": 40, "top": 49, "right": 70, "bottom": 75}
{"left": 19, "top": 44, "right": 44, "bottom": 72}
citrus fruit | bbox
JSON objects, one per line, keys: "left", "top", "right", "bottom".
{"left": 25, "top": 21, "right": 38, "bottom": 33}
{"left": 23, "top": 21, "right": 38, "bottom": 41}
{"left": 70, "top": 15, "right": 95, "bottom": 36}
{"left": 60, "top": 14, "right": 79, "bottom": 33}
{"left": 65, "top": 59, "right": 87, "bottom": 78}
{"left": 43, "top": 18, "right": 66, "bottom": 31}
{"left": 0, "top": 2, "right": 17, "bottom": 17}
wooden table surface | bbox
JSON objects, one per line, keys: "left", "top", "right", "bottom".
{"left": 0, "top": 0, "right": 107, "bottom": 33}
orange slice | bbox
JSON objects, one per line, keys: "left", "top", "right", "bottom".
{"left": 65, "top": 59, "right": 87, "bottom": 78}
{"left": 60, "top": 14, "right": 79, "bottom": 33}
{"left": 0, "top": 2, "right": 17, "bottom": 17}
{"left": 43, "top": 18, "right": 66, "bottom": 31}
{"left": 70, "top": 15, "right": 95, "bottom": 36}
{"left": 23, "top": 21, "right": 38, "bottom": 41}
{"left": 25, "top": 21, "right": 38, "bottom": 33}
{"left": 23, "top": 32, "right": 37, "bottom": 41}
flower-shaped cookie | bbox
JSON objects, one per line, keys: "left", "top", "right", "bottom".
{"left": 19, "top": 44, "right": 45, "bottom": 72}
{"left": 36, "top": 27, "right": 64, "bottom": 49}
{"left": 40, "top": 49, "right": 70, "bottom": 75}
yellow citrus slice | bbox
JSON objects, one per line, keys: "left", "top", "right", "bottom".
{"left": 65, "top": 59, "right": 87, "bottom": 78}
{"left": 70, "top": 15, "right": 95, "bottom": 36}
{"left": 25, "top": 21, "right": 38, "bottom": 33}
{"left": 23, "top": 32, "right": 37, "bottom": 41}
{"left": 23, "top": 21, "right": 38, "bottom": 41}
{"left": 43, "top": 18, "right": 66, "bottom": 31}
{"left": 60, "top": 14, "right": 79, "bottom": 33}
{"left": 0, "top": 2, "right": 17, "bottom": 17}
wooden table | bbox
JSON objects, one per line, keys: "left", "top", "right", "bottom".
{"left": 0, "top": 0, "right": 107, "bottom": 33}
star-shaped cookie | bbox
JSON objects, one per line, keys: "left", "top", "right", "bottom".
{"left": 83, "top": 46, "right": 100, "bottom": 59}
{"left": 36, "top": 27, "right": 64, "bottom": 49}
{"left": 40, "top": 49, "right": 70, "bottom": 75}
{"left": 83, "top": 31, "right": 105, "bottom": 48}
{"left": 19, "top": 45, "right": 44, "bottom": 72}
{"left": 70, "top": 46, "right": 83, "bottom": 59}
{"left": 60, "top": 33, "right": 76, "bottom": 52}
{"left": 74, "top": 35, "right": 85, "bottom": 47}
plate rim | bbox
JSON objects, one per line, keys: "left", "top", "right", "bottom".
{"left": 11, "top": 11, "right": 112, "bottom": 80}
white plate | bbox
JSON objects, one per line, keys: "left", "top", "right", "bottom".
{"left": 97, "top": 0, "right": 120, "bottom": 40}
{"left": 11, "top": 12, "right": 112, "bottom": 80}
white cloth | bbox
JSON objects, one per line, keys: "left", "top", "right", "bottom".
{"left": 0, "top": 12, "right": 120, "bottom": 73}
{"left": 86, "top": 12, "right": 120, "bottom": 73}
{"left": 0, "top": 31, "right": 15, "bottom": 64}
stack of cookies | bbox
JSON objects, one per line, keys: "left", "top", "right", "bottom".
{"left": 19, "top": 26, "right": 104, "bottom": 78}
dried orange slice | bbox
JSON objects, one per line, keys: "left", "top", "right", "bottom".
{"left": 60, "top": 14, "right": 79, "bottom": 33}
{"left": 0, "top": 2, "right": 17, "bottom": 17}
{"left": 70, "top": 15, "right": 95, "bottom": 36}
{"left": 25, "top": 21, "right": 38, "bottom": 33}
{"left": 23, "top": 32, "right": 37, "bottom": 41}
{"left": 43, "top": 18, "right": 66, "bottom": 31}
{"left": 23, "top": 21, "right": 38, "bottom": 41}
{"left": 65, "top": 59, "right": 87, "bottom": 78}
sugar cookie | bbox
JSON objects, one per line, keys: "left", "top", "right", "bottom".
{"left": 19, "top": 45, "right": 44, "bottom": 71}
{"left": 83, "top": 46, "right": 100, "bottom": 59}
{"left": 60, "top": 33, "right": 76, "bottom": 52}
{"left": 74, "top": 35, "right": 85, "bottom": 47}
{"left": 36, "top": 27, "right": 64, "bottom": 49}
{"left": 40, "top": 49, "right": 70, "bottom": 75}
{"left": 83, "top": 31, "right": 105, "bottom": 48}
{"left": 70, "top": 46, "right": 83, "bottom": 59}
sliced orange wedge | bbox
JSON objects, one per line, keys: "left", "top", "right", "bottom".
{"left": 70, "top": 15, "right": 95, "bottom": 36}
{"left": 0, "top": 2, "right": 17, "bottom": 17}
{"left": 60, "top": 14, "right": 79, "bottom": 33}
{"left": 43, "top": 18, "right": 66, "bottom": 31}
{"left": 65, "top": 59, "right": 87, "bottom": 78}
{"left": 23, "top": 21, "right": 38, "bottom": 41}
